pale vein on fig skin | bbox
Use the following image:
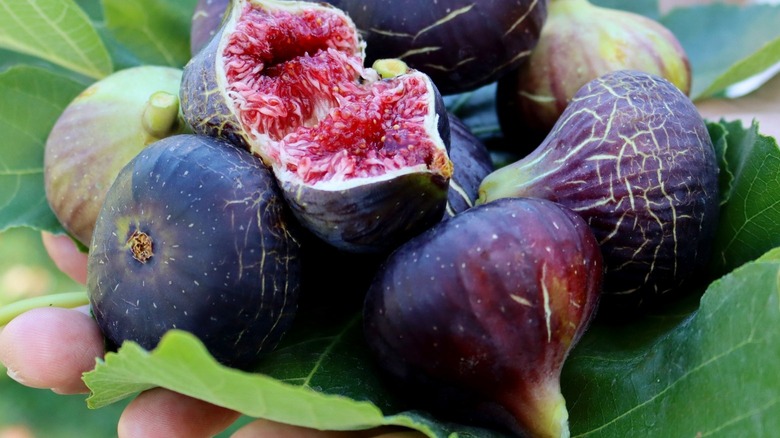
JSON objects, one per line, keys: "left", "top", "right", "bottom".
{"left": 505, "top": 0, "right": 540, "bottom": 36}
{"left": 445, "top": 180, "right": 475, "bottom": 216}
{"left": 540, "top": 262, "right": 553, "bottom": 343}
{"left": 369, "top": 4, "right": 475, "bottom": 40}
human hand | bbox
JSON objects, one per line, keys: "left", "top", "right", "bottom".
{"left": 0, "top": 232, "right": 422, "bottom": 438}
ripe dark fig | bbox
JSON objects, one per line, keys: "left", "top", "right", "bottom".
{"left": 323, "top": 0, "right": 549, "bottom": 95}
{"left": 496, "top": 0, "right": 691, "bottom": 149}
{"left": 44, "top": 66, "right": 187, "bottom": 246}
{"left": 364, "top": 197, "right": 603, "bottom": 437}
{"left": 480, "top": 70, "right": 719, "bottom": 313}
{"left": 445, "top": 114, "right": 494, "bottom": 218}
{"left": 181, "top": 0, "right": 452, "bottom": 254}
{"left": 87, "top": 134, "right": 302, "bottom": 370}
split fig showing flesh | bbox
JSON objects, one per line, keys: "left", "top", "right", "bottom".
{"left": 324, "top": 0, "right": 549, "bottom": 95}
{"left": 44, "top": 66, "right": 187, "bottom": 246}
{"left": 479, "top": 70, "right": 719, "bottom": 312}
{"left": 364, "top": 197, "right": 602, "bottom": 437}
{"left": 497, "top": 0, "right": 691, "bottom": 147}
{"left": 181, "top": 0, "right": 452, "bottom": 254}
{"left": 87, "top": 134, "right": 302, "bottom": 370}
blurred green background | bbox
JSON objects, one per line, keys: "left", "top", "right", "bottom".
{"left": 0, "top": 227, "right": 126, "bottom": 437}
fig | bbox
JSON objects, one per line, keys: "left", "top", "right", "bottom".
{"left": 181, "top": 0, "right": 453, "bottom": 254}
{"left": 323, "top": 0, "right": 549, "bottom": 95}
{"left": 364, "top": 197, "right": 603, "bottom": 437}
{"left": 479, "top": 70, "right": 719, "bottom": 312}
{"left": 44, "top": 66, "right": 187, "bottom": 246}
{"left": 445, "top": 114, "right": 494, "bottom": 218}
{"left": 87, "top": 134, "right": 302, "bottom": 370}
{"left": 496, "top": 0, "right": 691, "bottom": 149}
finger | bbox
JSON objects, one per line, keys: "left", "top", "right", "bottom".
{"left": 0, "top": 307, "right": 103, "bottom": 394}
{"left": 231, "top": 419, "right": 425, "bottom": 438}
{"left": 41, "top": 231, "right": 88, "bottom": 285}
{"left": 118, "top": 387, "right": 240, "bottom": 438}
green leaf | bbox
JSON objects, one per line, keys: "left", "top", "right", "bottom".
{"left": 661, "top": 3, "right": 780, "bottom": 100}
{"left": 0, "top": 65, "right": 89, "bottom": 233}
{"left": 101, "top": 0, "right": 197, "bottom": 68}
{"left": 83, "top": 309, "right": 507, "bottom": 437}
{"left": 707, "top": 121, "right": 730, "bottom": 206}
{"left": 0, "top": 0, "right": 112, "bottom": 79}
{"left": 562, "top": 253, "right": 780, "bottom": 437}
{"left": 708, "top": 120, "right": 780, "bottom": 277}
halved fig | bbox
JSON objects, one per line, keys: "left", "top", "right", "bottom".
{"left": 188, "top": 0, "right": 549, "bottom": 95}
{"left": 181, "top": 0, "right": 452, "bottom": 254}
{"left": 87, "top": 134, "right": 302, "bottom": 370}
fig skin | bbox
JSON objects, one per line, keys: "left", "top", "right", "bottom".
{"left": 364, "top": 197, "right": 603, "bottom": 437}
{"left": 480, "top": 70, "right": 719, "bottom": 313}
{"left": 44, "top": 66, "right": 187, "bottom": 246}
{"left": 181, "top": 0, "right": 453, "bottom": 254}
{"left": 87, "top": 134, "right": 302, "bottom": 370}
{"left": 326, "top": 0, "right": 549, "bottom": 95}
{"left": 497, "top": 0, "right": 691, "bottom": 150}
{"left": 444, "top": 113, "right": 495, "bottom": 218}
{"left": 191, "top": 0, "right": 228, "bottom": 56}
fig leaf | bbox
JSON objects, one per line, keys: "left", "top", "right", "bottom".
{"left": 660, "top": 3, "right": 780, "bottom": 100}
{"left": 0, "top": 65, "right": 88, "bottom": 233}
{"left": 0, "top": 0, "right": 112, "bottom": 79}
{"left": 83, "top": 311, "right": 507, "bottom": 438}
{"left": 102, "top": 0, "right": 196, "bottom": 68}
{"left": 562, "top": 249, "right": 780, "bottom": 437}
{"left": 707, "top": 118, "right": 780, "bottom": 278}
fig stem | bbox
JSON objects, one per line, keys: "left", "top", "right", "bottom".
{"left": 142, "top": 91, "right": 181, "bottom": 139}
{"left": 502, "top": 384, "right": 570, "bottom": 438}
{"left": 372, "top": 59, "right": 409, "bottom": 79}
{"left": 0, "top": 292, "right": 90, "bottom": 326}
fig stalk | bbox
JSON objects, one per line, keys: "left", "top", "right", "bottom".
{"left": 142, "top": 91, "right": 182, "bottom": 139}
{"left": 372, "top": 59, "right": 410, "bottom": 79}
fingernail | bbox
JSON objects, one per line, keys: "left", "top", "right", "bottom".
{"left": 6, "top": 367, "right": 26, "bottom": 385}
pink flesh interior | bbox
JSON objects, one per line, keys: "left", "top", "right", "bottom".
{"left": 223, "top": 4, "right": 440, "bottom": 185}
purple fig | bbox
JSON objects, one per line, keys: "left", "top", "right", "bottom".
{"left": 324, "top": 0, "right": 549, "bottom": 95}
{"left": 480, "top": 70, "right": 719, "bottom": 313}
{"left": 44, "top": 66, "right": 187, "bottom": 246}
{"left": 497, "top": 0, "right": 691, "bottom": 149}
{"left": 181, "top": 0, "right": 452, "bottom": 254}
{"left": 364, "top": 197, "right": 602, "bottom": 437}
{"left": 87, "top": 134, "right": 302, "bottom": 370}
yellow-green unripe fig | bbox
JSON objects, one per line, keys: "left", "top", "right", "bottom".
{"left": 497, "top": 0, "right": 691, "bottom": 149}
{"left": 44, "top": 66, "right": 187, "bottom": 246}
